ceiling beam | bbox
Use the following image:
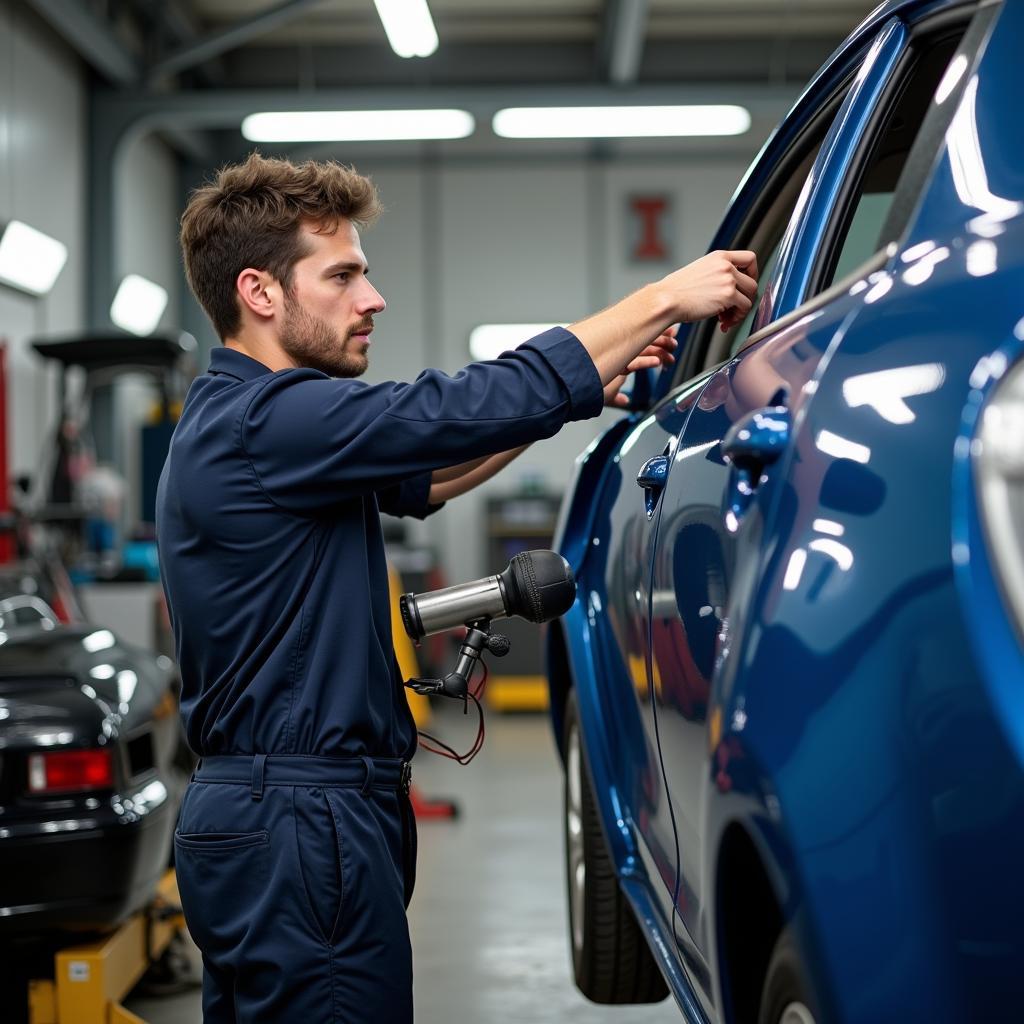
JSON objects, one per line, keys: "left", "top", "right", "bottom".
{"left": 25, "top": 0, "right": 139, "bottom": 84}
{"left": 133, "top": 0, "right": 228, "bottom": 85}
{"left": 148, "top": 0, "right": 331, "bottom": 82}
{"left": 160, "top": 127, "right": 217, "bottom": 164}
{"left": 600, "top": 0, "right": 650, "bottom": 83}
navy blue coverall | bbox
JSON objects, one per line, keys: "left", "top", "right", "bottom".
{"left": 155, "top": 328, "right": 603, "bottom": 1022}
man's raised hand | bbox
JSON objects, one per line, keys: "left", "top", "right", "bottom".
{"left": 659, "top": 250, "right": 759, "bottom": 327}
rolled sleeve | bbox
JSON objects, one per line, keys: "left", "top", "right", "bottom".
{"left": 518, "top": 327, "right": 604, "bottom": 421}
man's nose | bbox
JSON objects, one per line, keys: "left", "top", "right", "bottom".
{"left": 357, "top": 281, "right": 386, "bottom": 315}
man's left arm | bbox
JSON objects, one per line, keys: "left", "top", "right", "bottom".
{"left": 428, "top": 445, "right": 530, "bottom": 504}
{"left": 428, "top": 326, "right": 678, "bottom": 503}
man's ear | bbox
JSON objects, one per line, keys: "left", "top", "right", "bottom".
{"left": 235, "top": 268, "right": 281, "bottom": 321}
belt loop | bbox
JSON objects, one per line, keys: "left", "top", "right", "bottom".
{"left": 251, "top": 754, "right": 267, "bottom": 801}
{"left": 359, "top": 755, "right": 375, "bottom": 797}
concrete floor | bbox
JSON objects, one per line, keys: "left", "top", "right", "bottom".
{"left": 125, "top": 712, "right": 681, "bottom": 1023}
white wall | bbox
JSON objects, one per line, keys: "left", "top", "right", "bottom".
{"left": 357, "top": 154, "right": 750, "bottom": 583}
{"left": 115, "top": 131, "right": 183, "bottom": 325}
{"left": 0, "top": 0, "right": 86, "bottom": 482}
{"left": 114, "top": 131, "right": 184, "bottom": 526}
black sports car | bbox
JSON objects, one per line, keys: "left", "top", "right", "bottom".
{"left": 0, "top": 564, "right": 187, "bottom": 934}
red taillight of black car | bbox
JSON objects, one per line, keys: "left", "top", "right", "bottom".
{"left": 26, "top": 749, "right": 115, "bottom": 795}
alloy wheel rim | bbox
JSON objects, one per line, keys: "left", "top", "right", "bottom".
{"left": 566, "top": 722, "right": 585, "bottom": 955}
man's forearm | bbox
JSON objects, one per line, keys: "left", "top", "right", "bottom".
{"left": 570, "top": 283, "right": 677, "bottom": 385}
{"left": 429, "top": 445, "right": 530, "bottom": 504}
{"left": 431, "top": 454, "right": 490, "bottom": 485}
{"left": 571, "top": 250, "right": 759, "bottom": 384}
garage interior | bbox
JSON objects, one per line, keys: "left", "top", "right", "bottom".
{"left": 0, "top": 1, "right": 875, "bottom": 1021}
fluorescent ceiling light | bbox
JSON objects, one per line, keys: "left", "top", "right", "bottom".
{"left": 493, "top": 105, "right": 751, "bottom": 139}
{"left": 0, "top": 220, "right": 68, "bottom": 295}
{"left": 110, "top": 274, "right": 168, "bottom": 336}
{"left": 469, "top": 324, "right": 564, "bottom": 361}
{"left": 242, "top": 109, "right": 473, "bottom": 143}
{"left": 373, "top": 0, "right": 438, "bottom": 58}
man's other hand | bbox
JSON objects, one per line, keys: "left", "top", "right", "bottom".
{"left": 604, "top": 326, "right": 678, "bottom": 408}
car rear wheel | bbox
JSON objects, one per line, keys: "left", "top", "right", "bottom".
{"left": 563, "top": 689, "right": 668, "bottom": 1004}
{"left": 758, "top": 928, "right": 818, "bottom": 1024}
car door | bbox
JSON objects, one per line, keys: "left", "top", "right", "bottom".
{"left": 641, "top": 3, "right": 982, "bottom": 1001}
{"left": 588, "top": 36, "right": 864, "bottom": 954}
{"left": 580, "top": 19, "right": 892, "bottom": 993}
{"left": 592, "top": 367, "right": 713, "bottom": 927}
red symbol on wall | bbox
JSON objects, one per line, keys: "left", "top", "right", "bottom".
{"left": 630, "top": 195, "right": 671, "bottom": 262}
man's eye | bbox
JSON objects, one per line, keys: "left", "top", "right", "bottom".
{"left": 335, "top": 272, "right": 350, "bottom": 283}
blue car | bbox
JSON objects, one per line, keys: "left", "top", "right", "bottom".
{"left": 546, "top": 1, "right": 1024, "bottom": 1021}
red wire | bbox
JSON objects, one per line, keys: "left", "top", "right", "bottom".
{"left": 417, "top": 663, "right": 489, "bottom": 765}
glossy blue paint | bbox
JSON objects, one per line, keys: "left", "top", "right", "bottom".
{"left": 721, "top": 404, "right": 792, "bottom": 520}
{"left": 547, "top": 1, "right": 1024, "bottom": 1020}
{"left": 953, "top": 330, "right": 1024, "bottom": 764}
{"left": 637, "top": 453, "right": 671, "bottom": 518}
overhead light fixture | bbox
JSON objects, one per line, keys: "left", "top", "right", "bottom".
{"left": 469, "top": 324, "right": 564, "bottom": 361}
{"left": 241, "top": 109, "right": 474, "bottom": 143}
{"left": 492, "top": 105, "right": 751, "bottom": 139}
{"left": 110, "top": 274, "right": 168, "bottom": 336}
{"left": 0, "top": 220, "right": 68, "bottom": 295}
{"left": 373, "top": 0, "right": 438, "bottom": 58}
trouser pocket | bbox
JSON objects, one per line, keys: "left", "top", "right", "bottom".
{"left": 174, "top": 828, "right": 270, "bottom": 956}
{"left": 292, "top": 787, "right": 345, "bottom": 945}
{"left": 398, "top": 791, "right": 417, "bottom": 908}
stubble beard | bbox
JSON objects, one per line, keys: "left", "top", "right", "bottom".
{"left": 279, "top": 296, "right": 369, "bottom": 379}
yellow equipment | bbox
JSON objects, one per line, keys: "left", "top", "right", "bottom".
{"left": 28, "top": 870, "right": 185, "bottom": 1024}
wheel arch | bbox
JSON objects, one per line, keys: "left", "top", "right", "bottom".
{"left": 544, "top": 617, "right": 572, "bottom": 764}
{"left": 714, "top": 820, "right": 786, "bottom": 1024}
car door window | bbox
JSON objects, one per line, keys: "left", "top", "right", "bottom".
{"left": 814, "top": 24, "right": 969, "bottom": 292}
{"left": 669, "top": 99, "right": 843, "bottom": 387}
{"left": 727, "top": 240, "right": 784, "bottom": 358}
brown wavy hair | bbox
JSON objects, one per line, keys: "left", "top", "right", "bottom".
{"left": 180, "top": 152, "right": 382, "bottom": 340}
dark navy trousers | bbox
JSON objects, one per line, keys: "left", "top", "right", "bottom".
{"left": 174, "top": 754, "right": 416, "bottom": 1023}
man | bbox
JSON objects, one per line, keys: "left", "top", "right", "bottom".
{"left": 157, "top": 152, "right": 757, "bottom": 1023}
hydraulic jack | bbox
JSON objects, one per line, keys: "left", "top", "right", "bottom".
{"left": 27, "top": 870, "right": 185, "bottom": 1024}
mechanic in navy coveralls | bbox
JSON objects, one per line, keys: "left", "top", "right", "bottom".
{"left": 155, "top": 152, "right": 758, "bottom": 1023}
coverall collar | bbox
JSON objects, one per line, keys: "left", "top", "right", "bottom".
{"left": 209, "top": 346, "right": 274, "bottom": 382}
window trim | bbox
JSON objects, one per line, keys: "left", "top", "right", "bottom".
{"left": 735, "top": 243, "right": 895, "bottom": 359}
{"left": 875, "top": 0, "right": 1003, "bottom": 245}
{"left": 648, "top": 245, "right": 895, "bottom": 417}
{"left": 808, "top": 2, "right": 998, "bottom": 296}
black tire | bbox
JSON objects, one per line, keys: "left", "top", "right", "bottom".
{"left": 758, "top": 928, "right": 819, "bottom": 1024}
{"left": 563, "top": 689, "right": 668, "bottom": 1004}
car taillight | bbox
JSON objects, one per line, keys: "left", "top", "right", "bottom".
{"left": 27, "top": 749, "right": 115, "bottom": 795}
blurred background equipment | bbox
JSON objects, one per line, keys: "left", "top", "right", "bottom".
{"left": 484, "top": 491, "right": 562, "bottom": 710}
{"left": 28, "top": 332, "right": 195, "bottom": 654}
